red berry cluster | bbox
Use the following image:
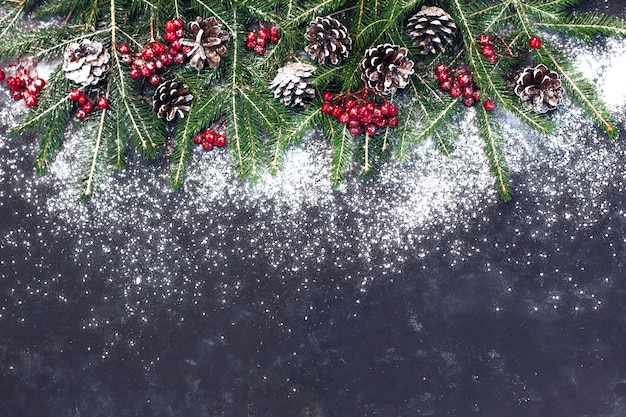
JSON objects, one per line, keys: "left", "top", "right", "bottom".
{"left": 245, "top": 24, "right": 279, "bottom": 55}
{"left": 193, "top": 120, "right": 227, "bottom": 151}
{"left": 118, "top": 18, "right": 186, "bottom": 85}
{"left": 477, "top": 34, "right": 498, "bottom": 64}
{"left": 68, "top": 87, "right": 109, "bottom": 120}
{"left": 435, "top": 63, "right": 482, "bottom": 107}
{"left": 321, "top": 89, "right": 399, "bottom": 137}
{"left": 0, "top": 62, "right": 46, "bottom": 108}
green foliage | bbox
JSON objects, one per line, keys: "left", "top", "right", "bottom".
{"left": 0, "top": 0, "right": 624, "bottom": 200}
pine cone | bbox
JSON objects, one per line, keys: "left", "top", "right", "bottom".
{"left": 180, "top": 17, "right": 229, "bottom": 70}
{"left": 406, "top": 6, "right": 457, "bottom": 55}
{"left": 152, "top": 79, "right": 193, "bottom": 121}
{"left": 304, "top": 16, "right": 352, "bottom": 65}
{"left": 269, "top": 62, "right": 316, "bottom": 107}
{"left": 514, "top": 64, "right": 563, "bottom": 113}
{"left": 62, "top": 39, "right": 110, "bottom": 86}
{"left": 360, "top": 44, "right": 414, "bottom": 95}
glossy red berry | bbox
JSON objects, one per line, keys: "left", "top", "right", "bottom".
{"left": 365, "top": 124, "right": 377, "bottom": 136}
{"left": 482, "top": 99, "right": 496, "bottom": 111}
{"left": 349, "top": 126, "right": 362, "bottom": 136}
{"left": 344, "top": 99, "right": 356, "bottom": 109}
{"left": 173, "top": 18, "right": 184, "bottom": 31}
{"left": 142, "top": 48, "right": 155, "bottom": 62}
{"left": 321, "top": 103, "right": 333, "bottom": 114}
{"left": 173, "top": 53, "right": 186, "bottom": 65}
{"left": 457, "top": 73, "right": 471, "bottom": 87}
{"left": 148, "top": 74, "right": 162, "bottom": 86}
{"left": 477, "top": 34, "right": 491, "bottom": 46}
{"left": 269, "top": 26, "right": 279, "bottom": 38}
{"left": 258, "top": 28, "right": 269, "bottom": 39}
{"left": 6, "top": 76, "right": 22, "bottom": 89}
{"left": 434, "top": 63, "right": 447, "bottom": 74}
{"left": 129, "top": 68, "right": 141, "bottom": 80}
{"left": 440, "top": 80, "right": 451, "bottom": 91}
{"left": 529, "top": 35, "right": 542, "bottom": 49}
{"left": 175, "top": 29, "right": 185, "bottom": 39}
{"left": 82, "top": 100, "right": 94, "bottom": 113}
{"left": 97, "top": 97, "right": 110, "bottom": 109}
{"left": 202, "top": 141, "right": 213, "bottom": 151}
{"left": 338, "top": 112, "right": 350, "bottom": 124}
{"left": 118, "top": 43, "right": 131, "bottom": 55}
{"left": 27, "top": 84, "right": 39, "bottom": 95}
{"left": 33, "top": 78, "right": 46, "bottom": 90}
{"left": 10, "top": 89, "right": 23, "bottom": 100}
{"left": 165, "top": 20, "right": 176, "bottom": 33}
{"left": 77, "top": 93, "right": 89, "bottom": 106}
{"left": 322, "top": 91, "right": 334, "bottom": 102}
{"left": 76, "top": 108, "right": 88, "bottom": 120}
{"left": 462, "top": 86, "right": 475, "bottom": 98}
{"left": 331, "top": 105, "right": 343, "bottom": 118}
{"left": 450, "top": 86, "right": 462, "bottom": 99}
{"left": 348, "top": 107, "right": 360, "bottom": 120}
{"left": 193, "top": 133, "right": 203, "bottom": 144}
{"left": 269, "top": 35, "right": 279, "bottom": 44}
{"left": 214, "top": 134, "right": 227, "bottom": 147}
{"left": 164, "top": 31, "right": 178, "bottom": 44}
{"left": 487, "top": 55, "right": 498, "bottom": 64}
{"left": 69, "top": 88, "right": 81, "bottom": 101}
{"left": 387, "top": 116, "right": 399, "bottom": 128}
{"left": 24, "top": 94, "right": 38, "bottom": 107}
{"left": 256, "top": 37, "right": 267, "bottom": 47}
{"left": 0, "top": 69, "right": 5, "bottom": 82}
{"left": 159, "top": 54, "right": 173, "bottom": 66}
{"left": 153, "top": 42, "right": 166, "bottom": 55}
{"left": 246, "top": 31, "right": 257, "bottom": 42}
{"left": 481, "top": 45, "right": 495, "bottom": 59}
{"left": 253, "top": 45, "right": 265, "bottom": 55}
{"left": 462, "top": 97, "right": 475, "bottom": 107}
{"left": 386, "top": 103, "right": 398, "bottom": 116}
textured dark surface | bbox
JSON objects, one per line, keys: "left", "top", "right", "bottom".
{"left": 2, "top": 2, "right": 626, "bottom": 417}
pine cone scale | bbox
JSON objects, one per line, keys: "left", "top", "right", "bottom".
{"left": 153, "top": 80, "right": 193, "bottom": 121}
{"left": 361, "top": 44, "right": 414, "bottom": 95}
{"left": 406, "top": 6, "right": 457, "bottom": 55}
{"left": 305, "top": 16, "right": 352, "bottom": 65}
{"left": 270, "top": 62, "right": 315, "bottom": 107}
{"left": 514, "top": 64, "right": 563, "bottom": 113}
{"left": 63, "top": 39, "right": 110, "bottom": 86}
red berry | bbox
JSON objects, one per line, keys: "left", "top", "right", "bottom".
{"left": 338, "top": 112, "right": 350, "bottom": 124}
{"left": 348, "top": 120, "right": 361, "bottom": 129}
{"left": 97, "top": 97, "right": 109, "bottom": 109}
{"left": 193, "top": 133, "right": 203, "bottom": 144}
{"left": 450, "top": 86, "right": 462, "bottom": 99}
{"left": 169, "top": 40, "right": 181, "bottom": 52}
{"left": 372, "top": 108, "right": 383, "bottom": 118}
{"left": 256, "top": 37, "right": 267, "bottom": 47}
{"left": 360, "top": 113, "right": 373, "bottom": 125}
{"left": 78, "top": 93, "right": 89, "bottom": 106}
{"left": 269, "top": 35, "right": 279, "bottom": 44}
{"left": 246, "top": 40, "right": 256, "bottom": 49}
{"left": 153, "top": 42, "right": 166, "bottom": 55}
{"left": 472, "top": 89, "right": 481, "bottom": 102}
{"left": 133, "top": 58, "right": 146, "bottom": 69}
{"left": 269, "top": 26, "right": 279, "bottom": 38}
{"left": 331, "top": 105, "right": 343, "bottom": 118}
{"left": 173, "top": 53, "right": 186, "bottom": 65}
{"left": 0, "top": 69, "right": 5, "bottom": 82}
{"left": 379, "top": 102, "right": 390, "bottom": 114}
{"left": 246, "top": 31, "right": 257, "bottom": 42}
{"left": 374, "top": 116, "right": 386, "bottom": 128}
{"left": 129, "top": 68, "right": 141, "bottom": 79}
{"left": 437, "top": 71, "right": 449, "bottom": 83}
{"left": 440, "top": 80, "right": 451, "bottom": 91}
{"left": 321, "top": 103, "right": 333, "bottom": 114}
{"left": 24, "top": 94, "right": 37, "bottom": 107}
{"left": 365, "top": 124, "right": 377, "bottom": 136}
{"left": 27, "top": 84, "right": 39, "bottom": 95}
{"left": 164, "top": 31, "right": 178, "bottom": 44}
{"left": 173, "top": 18, "right": 184, "bottom": 31}
{"left": 348, "top": 107, "right": 360, "bottom": 120}
{"left": 202, "top": 141, "right": 213, "bottom": 151}
{"left": 457, "top": 73, "right": 471, "bottom": 87}
{"left": 482, "top": 99, "right": 496, "bottom": 111}
{"left": 477, "top": 34, "right": 491, "bottom": 46}
{"left": 182, "top": 45, "right": 193, "bottom": 56}
{"left": 82, "top": 101, "right": 94, "bottom": 113}
{"left": 159, "top": 54, "right": 173, "bottom": 66}
{"left": 141, "top": 48, "right": 154, "bottom": 60}
{"left": 386, "top": 103, "right": 398, "bottom": 116}
{"left": 463, "top": 97, "right": 475, "bottom": 107}
{"left": 148, "top": 74, "right": 162, "bottom": 86}
{"left": 529, "top": 35, "right": 542, "bottom": 49}
{"left": 348, "top": 126, "right": 362, "bottom": 136}
{"left": 365, "top": 102, "right": 375, "bottom": 113}
{"left": 76, "top": 108, "right": 88, "bottom": 120}
{"left": 387, "top": 116, "right": 399, "bottom": 128}
{"left": 10, "top": 89, "right": 23, "bottom": 100}
{"left": 214, "top": 134, "right": 227, "bottom": 147}
{"left": 140, "top": 66, "right": 152, "bottom": 77}
{"left": 434, "top": 63, "right": 447, "bottom": 74}
{"left": 6, "top": 76, "right": 22, "bottom": 89}
{"left": 253, "top": 45, "right": 265, "bottom": 55}
{"left": 481, "top": 45, "right": 495, "bottom": 59}
{"left": 175, "top": 29, "right": 185, "bottom": 39}
{"left": 258, "top": 28, "right": 269, "bottom": 39}
{"left": 322, "top": 91, "right": 334, "bottom": 102}
{"left": 69, "top": 88, "right": 81, "bottom": 101}
{"left": 118, "top": 43, "right": 131, "bottom": 55}
{"left": 344, "top": 99, "right": 356, "bottom": 109}
{"left": 154, "top": 60, "right": 164, "bottom": 70}
{"left": 462, "top": 86, "right": 475, "bottom": 98}
{"left": 165, "top": 21, "right": 176, "bottom": 33}
{"left": 487, "top": 55, "right": 498, "bottom": 64}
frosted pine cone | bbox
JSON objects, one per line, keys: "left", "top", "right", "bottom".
{"left": 304, "top": 16, "right": 352, "bottom": 65}
{"left": 180, "top": 17, "right": 229, "bottom": 70}
{"left": 152, "top": 80, "right": 193, "bottom": 121}
{"left": 514, "top": 64, "right": 563, "bottom": 113}
{"left": 62, "top": 39, "right": 110, "bottom": 86}
{"left": 406, "top": 6, "right": 457, "bottom": 55}
{"left": 361, "top": 44, "right": 414, "bottom": 95}
{"left": 269, "top": 62, "right": 316, "bottom": 107}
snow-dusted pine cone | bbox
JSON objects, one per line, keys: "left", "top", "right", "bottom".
{"left": 62, "top": 39, "right": 110, "bottom": 86}
{"left": 152, "top": 80, "right": 193, "bottom": 121}
{"left": 180, "top": 17, "right": 229, "bottom": 70}
{"left": 360, "top": 44, "right": 414, "bottom": 95}
{"left": 304, "top": 16, "right": 352, "bottom": 65}
{"left": 406, "top": 6, "right": 457, "bottom": 55}
{"left": 514, "top": 64, "right": 563, "bottom": 113}
{"left": 269, "top": 62, "right": 316, "bottom": 107}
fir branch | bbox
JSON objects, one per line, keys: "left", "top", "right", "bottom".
{"left": 476, "top": 105, "right": 512, "bottom": 201}
{"left": 535, "top": 42, "right": 619, "bottom": 138}
{"left": 283, "top": 0, "right": 350, "bottom": 30}
{"left": 0, "top": 25, "right": 92, "bottom": 59}
{"left": 80, "top": 94, "right": 110, "bottom": 201}
{"left": 326, "top": 116, "right": 354, "bottom": 187}
{"left": 536, "top": 12, "right": 626, "bottom": 40}
{"left": 0, "top": 2, "right": 23, "bottom": 41}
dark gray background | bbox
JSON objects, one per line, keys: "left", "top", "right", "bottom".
{"left": 2, "top": 1, "right": 626, "bottom": 416}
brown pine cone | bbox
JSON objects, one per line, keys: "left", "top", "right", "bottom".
{"left": 360, "top": 44, "right": 414, "bottom": 95}
{"left": 406, "top": 6, "right": 457, "bottom": 55}
{"left": 514, "top": 64, "right": 563, "bottom": 113}
{"left": 152, "top": 79, "right": 193, "bottom": 121}
{"left": 269, "top": 62, "right": 316, "bottom": 107}
{"left": 180, "top": 17, "right": 229, "bottom": 70}
{"left": 304, "top": 16, "right": 352, "bottom": 65}
{"left": 62, "top": 39, "right": 110, "bottom": 86}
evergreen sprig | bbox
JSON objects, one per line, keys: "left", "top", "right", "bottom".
{"left": 0, "top": 0, "right": 624, "bottom": 200}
